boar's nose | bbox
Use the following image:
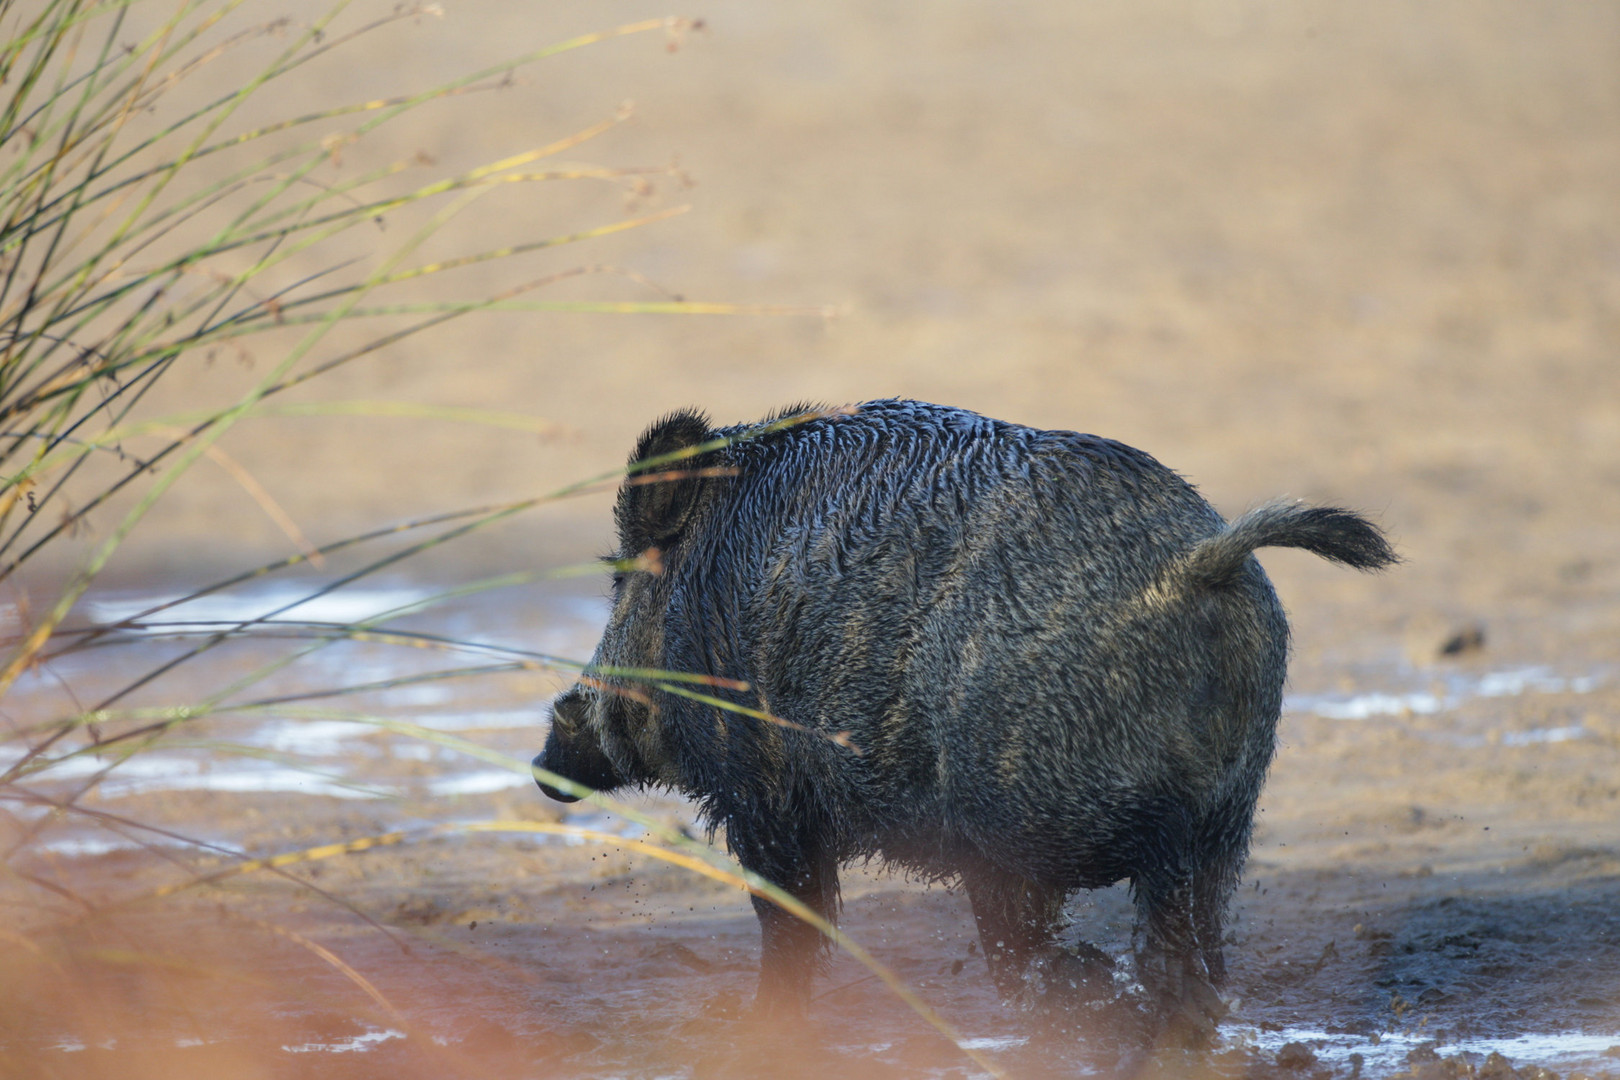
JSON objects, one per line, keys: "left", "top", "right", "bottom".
{"left": 532, "top": 750, "right": 581, "bottom": 803}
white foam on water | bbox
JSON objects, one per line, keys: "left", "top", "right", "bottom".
{"left": 36, "top": 833, "right": 140, "bottom": 857}
{"left": 22, "top": 750, "right": 209, "bottom": 783}
{"left": 218, "top": 710, "right": 542, "bottom": 791}
{"left": 385, "top": 683, "right": 455, "bottom": 706}
{"left": 46, "top": 1037, "right": 118, "bottom": 1053}
{"left": 281, "top": 1029, "right": 405, "bottom": 1054}
{"left": 1232, "top": 1025, "right": 1620, "bottom": 1074}
{"left": 461, "top": 809, "right": 657, "bottom": 846}
{"left": 845, "top": 1041, "right": 896, "bottom": 1055}
{"left": 1300, "top": 690, "right": 1445, "bottom": 720}
{"left": 239, "top": 710, "right": 541, "bottom": 761}
{"left": 442, "top": 807, "right": 677, "bottom": 845}
{"left": 105, "top": 766, "right": 385, "bottom": 799}
{"left": 22, "top": 751, "right": 388, "bottom": 800}
{"left": 17, "top": 740, "right": 553, "bottom": 803}
{"left": 556, "top": 810, "right": 650, "bottom": 846}
{"left": 407, "top": 709, "right": 542, "bottom": 731}
{"left": 1429, "top": 723, "right": 1593, "bottom": 751}
{"left": 1478, "top": 670, "right": 1601, "bottom": 698}
{"left": 25, "top": 826, "right": 241, "bottom": 860}
{"left": 426, "top": 769, "right": 529, "bottom": 796}
{"left": 86, "top": 585, "right": 438, "bottom": 634}
{"left": 956, "top": 1035, "right": 1028, "bottom": 1052}
{"left": 1287, "top": 666, "right": 1605, "bottom": 722}
{"left": 249, "top": 719, "right": 384, "bottom": 758}
{"left": 1500, "top": 724, "right": 1588, "bottom": 746}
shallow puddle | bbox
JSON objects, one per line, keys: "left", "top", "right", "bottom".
{"left": 1238, "top": 1026, "right": 1620, "bottom": 1076}
{"left": 5, "top": 581, "right": 1618, "bottom": 1079}
{"left": 1285, "top": 665, "right": 1607, "bottom": 722}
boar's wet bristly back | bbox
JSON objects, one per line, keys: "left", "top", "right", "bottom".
{"left": 1180, "top": 501, "right": 1399, "bottom": 590}
{"left": 616, "top": 409, "right": 716, "bottom": 550}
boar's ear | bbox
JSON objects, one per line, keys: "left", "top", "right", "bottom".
{"left": 616, "top": 409, "right": 716, "bottom": 550}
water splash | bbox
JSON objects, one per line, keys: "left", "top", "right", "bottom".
{"left": 1232, "top": 1024, "right": 1620, "bottom": 1076}
{"left": 281, "top": 1029, "right": 405, "bottom": 1053}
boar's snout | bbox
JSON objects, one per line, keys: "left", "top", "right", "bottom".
{"left": 531, "top": 747, "right": 579, "bottom": 803}
{"left": 533, "top": 688, "right": 624, "bottom": 803}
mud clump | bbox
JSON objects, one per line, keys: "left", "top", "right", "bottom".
{"left": 1277, "top": 1041, "right": 1322, "bottom": 1071}
{"left": 1439, "top": 625, "right": 1488, "bottom": 658}
{"left": 1398, "top": 1045, "right": 1582, "bottom": 1080}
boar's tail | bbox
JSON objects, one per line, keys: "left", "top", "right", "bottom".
{"left": 1181, "top": 501, "right": 1398, "bottom": 589}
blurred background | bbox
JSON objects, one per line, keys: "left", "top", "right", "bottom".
{"left": 5, "top": 3, "right": 1619, "bottom": 1073}
{"left": 37, "top": 0, "right": 1618, "bottom": 621}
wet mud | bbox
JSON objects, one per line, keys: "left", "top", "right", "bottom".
{"left": 4, "top": 579, "right": 1618, "bottom": 1079}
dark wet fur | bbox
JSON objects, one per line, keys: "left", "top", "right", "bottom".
{"left": 536, "top": 400, "right": 1396, "bottom": 1039}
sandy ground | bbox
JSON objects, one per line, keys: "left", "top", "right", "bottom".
{"left": 3, "top": 0, "right": 1619, "bottom": 1077}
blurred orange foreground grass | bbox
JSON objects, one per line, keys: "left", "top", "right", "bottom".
{"left": 0, "top": 2, "right": 913, "bottom": 1077}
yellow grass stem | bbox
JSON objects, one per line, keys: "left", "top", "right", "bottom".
{"left": 0, "top": 134, "right": 493, "bottom": 696}
{"left": 141, "top": 423, "right": 323, "bottom": 566}
{"left": 374, "top": 204, "right": 691, "bottom": 288}
{"left": 238, "top": 915, "right": 408, "bottom": 1027}
{"left": 0, "top": 196, "right": 697, "bottom": 454}
{"left": 260, "top": 299, "right": 839, "bottom": 320}
{"left": 149, "top": 830, "right": 413, "bottom": 898}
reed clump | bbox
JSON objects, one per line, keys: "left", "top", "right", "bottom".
{"left": 0, "top": 4, "right": 982, "bottom": 1076}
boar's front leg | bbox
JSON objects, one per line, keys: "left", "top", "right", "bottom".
{"left": 731, "top": 826, "right": 840, "bottom": 1017}
{"left": 961, "top": 866, "right": 1067, "bottom": 1000}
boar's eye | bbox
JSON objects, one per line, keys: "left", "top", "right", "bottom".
{"left": 610, "top": 570, "right": 628, "bottom": 591}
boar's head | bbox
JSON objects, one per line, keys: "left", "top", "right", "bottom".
{"left": 534, "top": 410, "right": 720, "bottom": 804}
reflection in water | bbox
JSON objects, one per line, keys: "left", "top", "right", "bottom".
{"left": 427, "top": 769, "right": 533, "bottom": 797}
{"left": 1286, "top": 665, "right": 1604, "bottom": 721}
{"left": 7, "top": 583, "right": 601, "bottom": 800}
{"left": 12, "top": 746, "right": 388, "bottom": 799}
{"left": 84, "top": 586, "right": 441, "bottom": 634}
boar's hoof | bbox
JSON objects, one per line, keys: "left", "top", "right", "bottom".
{"left": 1149, "top": 966, "right": 1228, "bottom": 1051}
{"left": 1029, "top": 945, "right": 1143, "bottom": 1047}
{"left": 1035, "top": 943, "right": 1117, "bottom": 1007}
{"left": 748, "top": 980, "right": 813, "bottom": 1022}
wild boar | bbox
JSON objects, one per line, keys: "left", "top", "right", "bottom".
{"left": 534, "top": 400, "right": 1395, "bottom": 1039}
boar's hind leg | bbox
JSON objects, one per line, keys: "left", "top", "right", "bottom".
{"left": 1191, "top": 847, "right": 1241, "bottom": 986}
{"left": 737, "top": 834, "right": 839, "bottom": 1018}
{"left": 1131, "top": 866, "right": 1229, "bottom": 1048}
{"left": 961, "top": 867, "right": 1067, "bottom": 1001}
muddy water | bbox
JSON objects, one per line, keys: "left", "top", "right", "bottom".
{"left": 3, "top": 581, "right": 1619, "bottom": 1080}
